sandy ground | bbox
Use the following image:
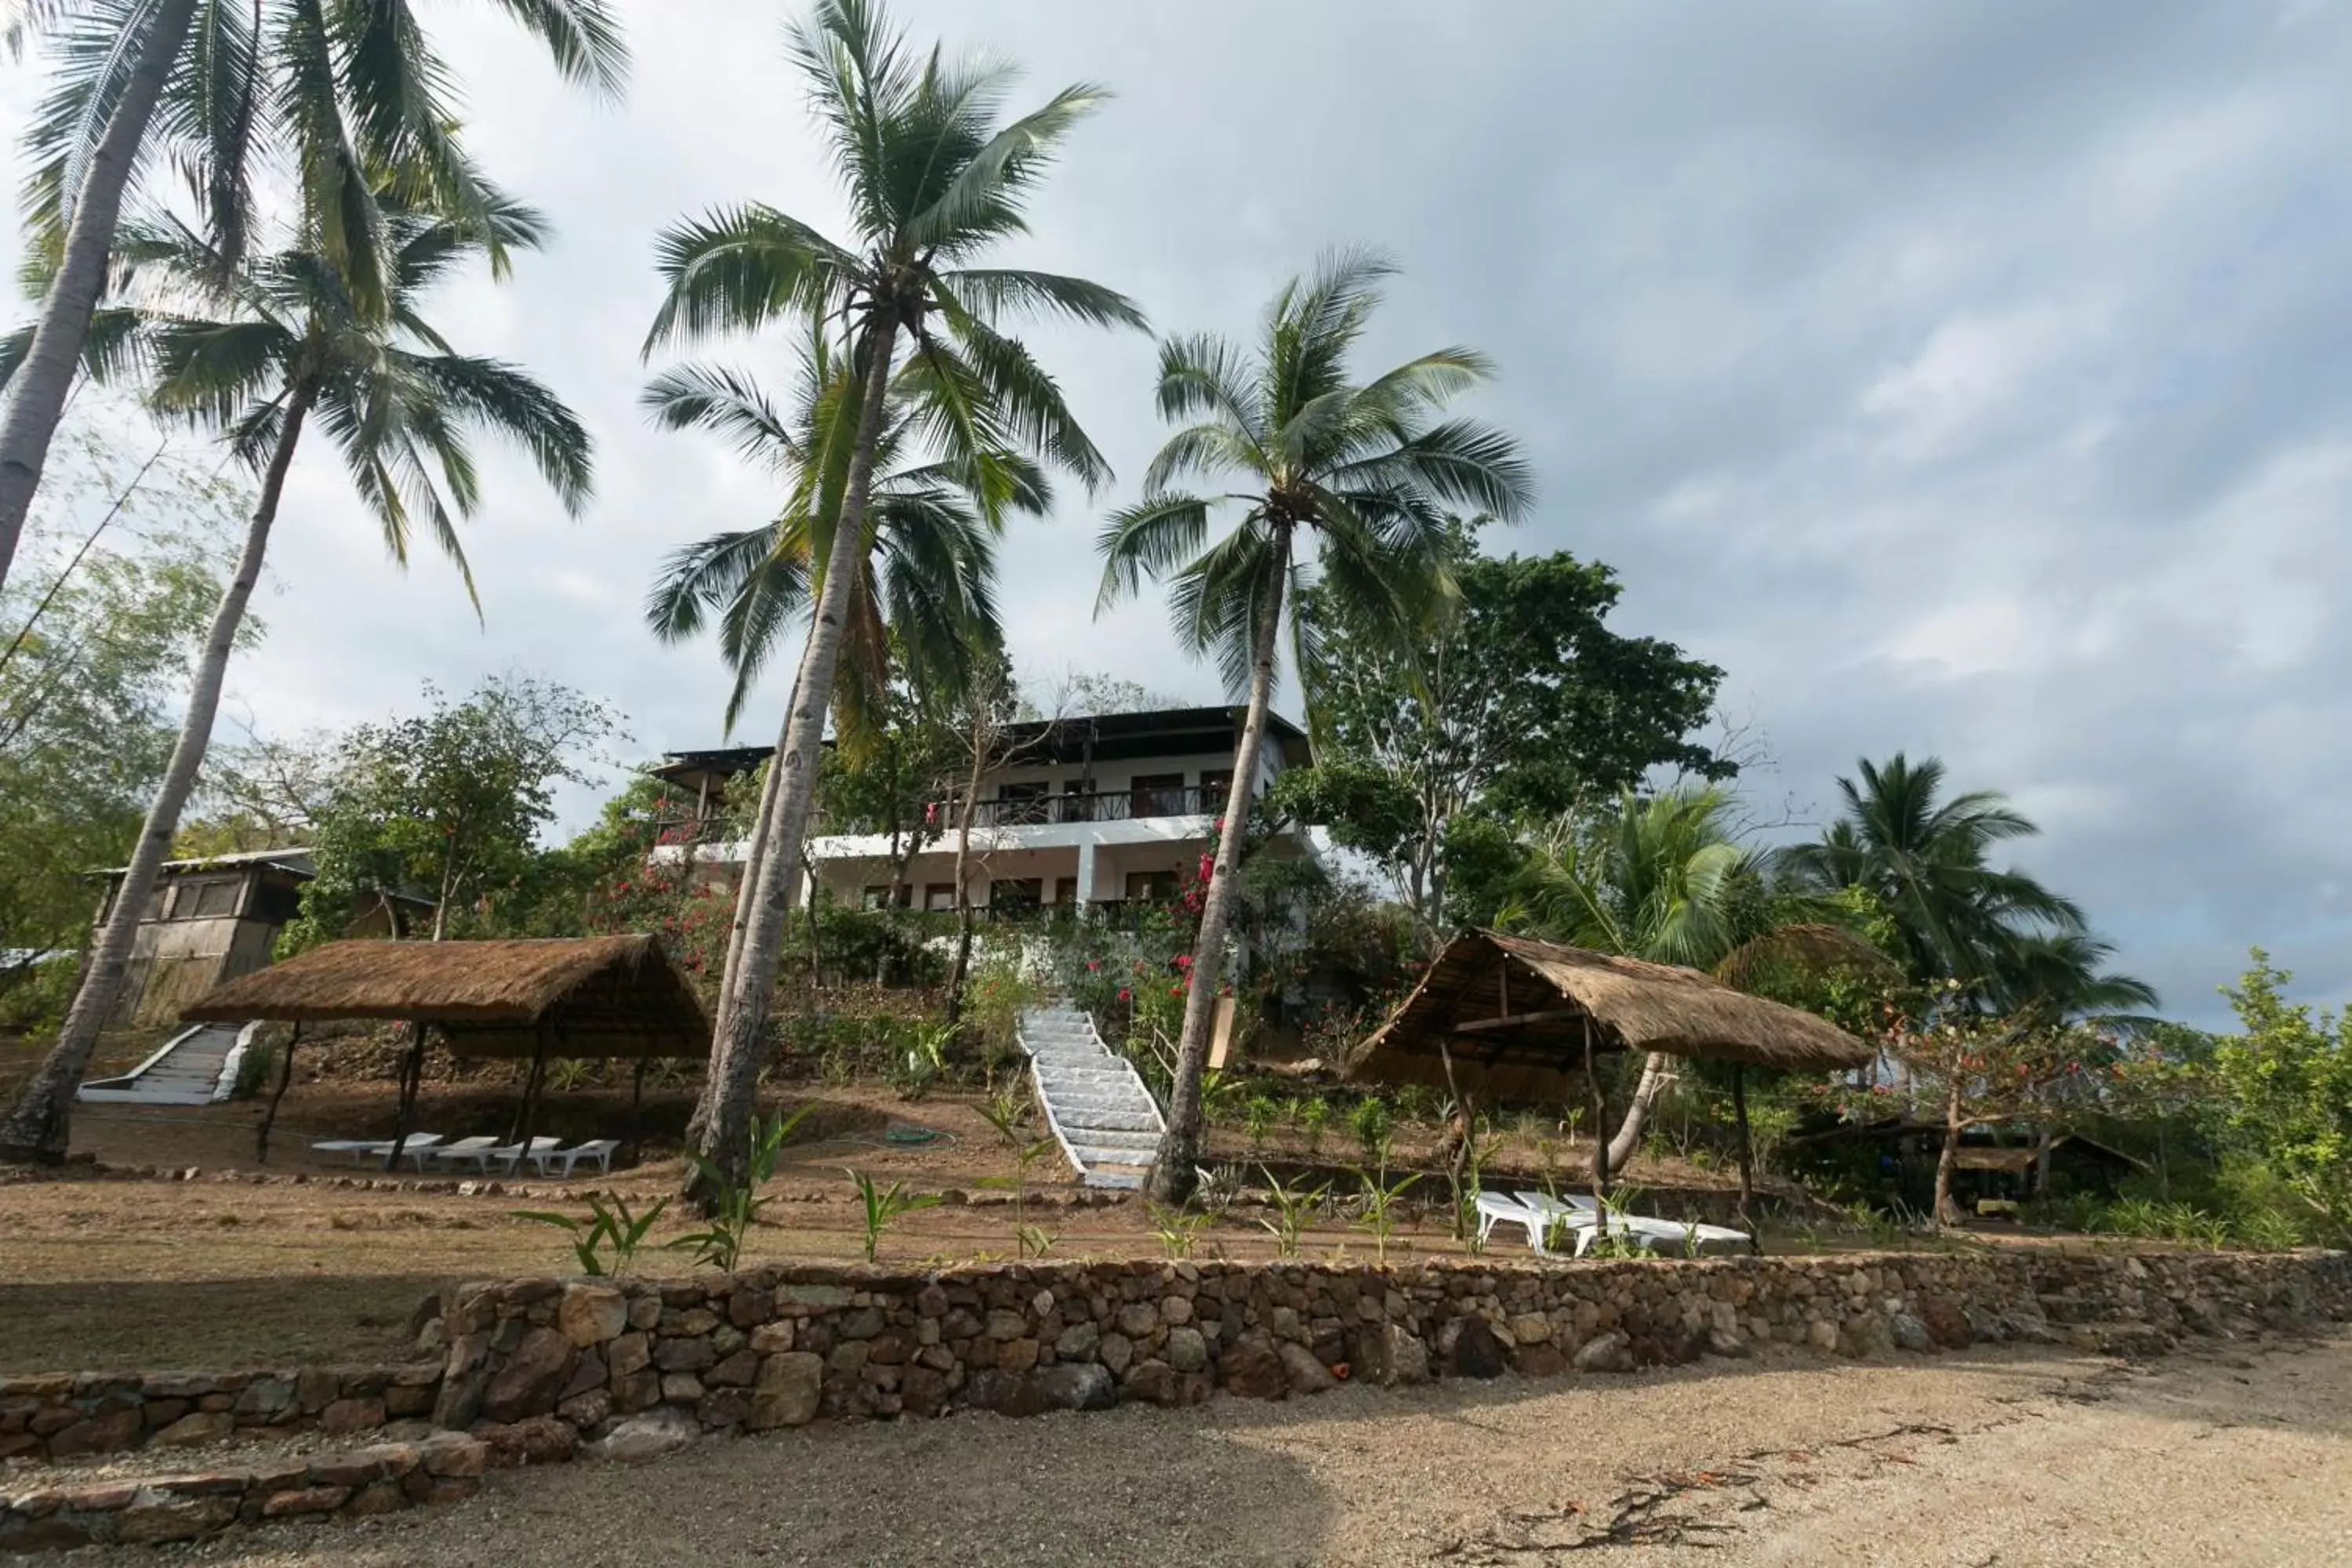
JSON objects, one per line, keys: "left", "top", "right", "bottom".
{"left": 24, "top": 1332, "right": 2343, "bottom": 1567}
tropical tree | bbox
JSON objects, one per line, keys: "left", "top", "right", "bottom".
{"left": 1781, "top": 753, "right": 2085, "bottom": 987}
{"left": 641, "top": 0, "right": 1143, "bottom": 1194}
{"left": 0, "top": 195, "right": 593, "bottom": 1163}
{"left": 1097, "top": 249, "right": 1533, "bottom": 1201}
{"left": 0, "top": 0, "right": 626, "bottom": 601}
{"left": 642, "top": 328, "right": 1045, "bottom": 740}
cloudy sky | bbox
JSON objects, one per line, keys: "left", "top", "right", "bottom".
{"left": 7, "top": 0, "right": 2350, "bottom": 1025}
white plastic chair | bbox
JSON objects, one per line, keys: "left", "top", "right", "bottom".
{"left": 310, "top": 1133, "right": 445, "bottom": 1167}
{"left": 1475, "top": 1191, "right": 1555, "bottom": 1254}
{"left": 530, "top": 1139, "right": 619, "bottom": 1178}
{"left": 425, "top": 1135, "right": 504, "bottom": 1172}
{"left": 1519, "top": 1189, "right": 1747, "bottom": 1256}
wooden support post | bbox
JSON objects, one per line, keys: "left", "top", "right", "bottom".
{"left": 256, "top": 1023, "right": 302, "bottom": 1165}
{"left": 1732, "top": 1062, "right": 1760, "bottom": 1253}
{"left": 1585, "top": 1014, "right": 1610, "bottom": 1210}
{"left": 511, "top": 1023, "right": 553, "bottom": 1155}
{"left": 385, "top": 1020, "right": 429, "bottom": 1172}
{"left": 629, "top": 1056, "right": 648, "bottom": 1163}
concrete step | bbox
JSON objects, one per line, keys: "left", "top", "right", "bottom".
{"left": 1082, "top": 1165, "right": 1145, "bottom": 1191}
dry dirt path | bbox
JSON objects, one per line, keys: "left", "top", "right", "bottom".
{"left": 40, "top": 1330, "right": 2348, "bottom": 1568}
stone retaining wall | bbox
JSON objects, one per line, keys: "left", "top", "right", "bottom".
{"left": 0, "top": 1364, "right": 441, "bottom": 1465}
{"left": 435, "top": 1247, "right": 2350, "bottom": 1437}
{"left": 0, "top": 1432, "right": 488, "bottom": 1552}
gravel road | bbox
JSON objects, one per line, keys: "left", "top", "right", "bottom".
{"left": 38, "top": 1332, "right": 2352, "bottom": 1567}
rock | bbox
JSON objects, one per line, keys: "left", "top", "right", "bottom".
{"left": 1889, "top": 1313, "right": 1934, "bottom": 1353}
{"left": 318, "top": 1397, "right": 386, "bottom": 1436}
{"left": 1508, "top": 1312, "right": 1554, "bottom": 1347}
{"left": 654, "top": 1336, "right": 717, "bottom": 1373}
{"left": 1704, "top": 1329, "right": 1751, "bottom": 1359}
{"left": 1036, "top": 1363, "right": 1117, "bottom": 1411}
{"left": 1918, "top": 1297, "right": 1973, "bottom": 1349}
{"left": 1055, "top": 1321, "right": 1101, "bottom": 1361}
{"left": 659, "top": 1373, "right": 706, "bottom": 1403}
{"left": 151, "top": 1411, "right": 236, "bottom": 1448}
{"left": 558, "top": 1285, "right": 629, "bottom": 1346}
{"left": 997, "top": 1338, "right": 1040, "bottom": 1374}
{"left": 1276, "top": 1342, "right": 1338, "bottom": 1396}
{"left": 985, "top": 1309, "right": 1029, "bottom": 1341}
{"left": 45, "top": 1405, "right": 140, "bottom": 1457}
{"left": 607, "top": 1332, "right": 652, "bottom": 1377}
{"left": 476, "top": 1414, "right": 576, "bottom": 1467}
{"left": 748, "top": 1352, "right": 824, "bottom": 1431}
{"left": 1218, "top": 1341, "right": 1289, "bottom": 1400}
{"left": 414, "top": 1319, "right": 447, "bottom": 1356}
{"left": 1353, "top": 1323, "right": 1430, "bottom": 1387}
{"left": 1116, "top": 1303, "right": 1160, "bottom": 1338}
{"left": 1573, "top": 1331, "right": 1635, "bottom": 1374}
{"left": 261, "top": 1486, "right": 350, "bottom": 1518}
{"left": 1160, "top": 1295, "right": 1193, "bottom": 1325}
{"left": 421, "top": 1435, "right": 490, "bottom": 1479}
{"left": 587, "top": 1406, "right": 699, "bottom": 1463}
{"left": 1515, "top": 1344, "right": 1566, "bottom": 1377}
{"left": 1120, "top": 1360, "right": 1181, "bottom": 1406}
{"left": 900, "top": 1365, "right": 949, "bottom": 1417}
{"left": 1838, "top": 1316, "right": 1894, "bottom": 1359}
{"left": 964, "top": 1370, "right": 1050, "bottom": 1418}
{"left": 1805, "top": 1319, "right": 1842, "bottom": 1352}
{"left": 748, "top": 1322, "right": 795, "bottom": 1355}
{"left": 114, "top": 1497, "right": 238, "bottom": 1544}
{"left": 481, "top": 1327, "right": 574, "bottom": 1421}
{"left": 1439, "top": 1317, "right": 1508, "bottom": 1379}
{"left": 1164, "top": 1326, "right": 1208, "bottom": 1373}
{"left": 1099, "top": 1332, "right": 1134, "bottom": 1376}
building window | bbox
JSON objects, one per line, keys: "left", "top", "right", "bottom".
{"left": 1057, "top": 778, "right": 1098, "bottom": 824}
{"left": 187, "top": 877, "right": 241, "bottom": 918}
{"left": 991, "top": 877, "right": 1042, "bottom": 909}
{"left": 996, "top": 781, "right": 1050, "bottom": 824}
{"left": 1200, "top": 768, "right": 1235, "bottom": 811}
{"left": 861, "top": 886, "right": 891, "bottom": 911}
{"left": 1125, "top": 869, "right": 1180, "bottom": 903}
{"left": 1129, "top": 772, "right": 1185, "bottom": 818}
{"left": 924, "top": 882, "right": 959, "bottom": 913}
{"left": 1053, "top": 876, "right": 1080, "bottom": 906}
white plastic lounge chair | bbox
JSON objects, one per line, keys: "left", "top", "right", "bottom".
{"left": 1475, "top": 1191, "right": 1554, "bottom": 1254}
{"left": 425, "top": 1135, "right": 503, "bottom": 1172}
{"left": 529, "top": 1139, "right": 620, "bottom": 1178}
{"left": 310, "top": 1133, "right": 444, "bottom": 1167}
{"left": 1518, "top": 1190, "right": 1747, "bottom": 1256}
{"left": 472, "top": 1136, "right": 561, "bottom": 1174}
{"left": 1515, "top": 1191, "right": 1653, "bottom": 1258}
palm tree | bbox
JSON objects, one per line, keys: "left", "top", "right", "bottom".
{"left": 0, "top": 0, "right": 625, "bottom": 600}
{"left": 1098, "top": 249, "right": 1533, "bottom": 1202}
{"left": 0, "top": 195, "right": 593, "bottom": 1163}
{"left": 1781, "top": 753, "right": 2085, "bottom": 986}
{"left": 642, "top": 330, "right": 1047, "bottom": 741}
{"left": 641, "top": 0, "right": 1144, "bottom": 1193}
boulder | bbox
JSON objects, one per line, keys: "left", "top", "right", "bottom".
{"left": 1164, "top": 1327, "right": 1208, "bottom": 1373}
{"left": 1055, "top": 1321, "right": 1102, "bottom": 1361}
{"left": 1704, "top": 1329, "right": 1751, "bottom": 1359}
{"left": 1276, "top": 1342, "right": 1338, "bottom": 1396}
{"left": 558, "top": 1285, "right": 629, "bottom": 1347}
{"left": 1838, "top": 1316, "right": 1894, "bottom": 1359}
{"left": 1036, "top": 1363, "right": 1116, "bottom": 1412}
{"left": 1918, "top": 1296, "right": 1973, "bottom": 1349}
{"left": 963, "top": 1370, "right": 1050, "bottom": 1418}
{"left": 481, "top": 1327, "right": 574, "bottom": 1421}
{"left": 151, "top": 1411, "right": 236, "bottom": 1448}
{"left": 1572, "top": 1331, "right": 1634, "bottom": 1374}
{"left": 1352, "top": 1323, "right": 1429, "bottom": 1387}
{"left": 1438, "top": 1316, "right": 1508, "bottom": 1380}
{"left": 747, "top": 1352, "right": 823, "bottom": 1431}
{"left": 1218, "top": 1342, "right": 1289, "bottom": 1401}
{"left": 587, "top": 1406, "right": 699, "bottom": 1464}
{"left": 1889, "top": 1313, "right": 1934, "bottom": 1353}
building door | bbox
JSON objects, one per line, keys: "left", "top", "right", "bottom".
{"left": 1129, "top": 772, "right": 1185, "bottom": 818}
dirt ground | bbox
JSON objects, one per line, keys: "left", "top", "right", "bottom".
{"left": 29, "top": 1331, "right": 2346, "bottom": 1566}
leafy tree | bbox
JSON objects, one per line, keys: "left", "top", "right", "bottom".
{"left": 0, "top": 423, "right": 248, "bottom": 1016}
{"left": 1295, "top": 526, "right": 1727, "bottom": 927}
{"left": 641, "top": 0, "right": 1144, "bottom": 1195}
{"left": 1874, "top": 997, "right": 2091, "bottom": 1225}
{"left": 283, "top": 677, "right": 619, "bottom": 949}
{"left": 0, "top": 0, "right": 626, "bottom": 602}
{"left": 1782, "top": 753, "right": 2088, "bottom": 989}
{"left": 814, "top": 644, "right": 967, "bottom": 913}
{"left": 0, "top": 192, "right": 592, "bottom": 1164}
{"left": 1096, "top": 249, "right": 1532, "bottom": 1201}
{"left": 2207, "top": 951, "right": 2352, "bottom": 1243}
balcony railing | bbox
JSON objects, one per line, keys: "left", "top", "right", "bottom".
{"left": 939, "top": 784, "right": 1227, "bottom": 829}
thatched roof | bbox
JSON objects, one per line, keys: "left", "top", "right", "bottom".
{"left": 1345, "top": 930, "right": 1871, "bottom": 1102}
{"left": 182, "top": 935, "right": 710, "bottom": 1059}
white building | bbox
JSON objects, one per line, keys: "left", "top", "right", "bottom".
{"left": 650, "top": 706, "right": 1318, "bottom": 916}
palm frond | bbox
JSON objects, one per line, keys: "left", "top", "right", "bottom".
{"left": 643, "top": 204, "right": 857, "bottom": 354}
{"left": 1094, "top": 492, "right": 1214, "bottom": 614}
{"left": 641, "top": 362, "right": 803, "bottom": 470}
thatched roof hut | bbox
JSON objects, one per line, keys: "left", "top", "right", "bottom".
{"left": 1347, "top": 930, "right": 1871, "bottom": 1103}
{"left": 183, "top": 935, "right": 710, "bottom": 1060}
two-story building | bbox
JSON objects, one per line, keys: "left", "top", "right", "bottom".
{"left": 649, "top": 706, "right": 1318, "bottom": 914}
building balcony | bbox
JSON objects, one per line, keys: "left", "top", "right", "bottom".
{"left": 934, "top": 784, "right": 1229, "bottom": 830}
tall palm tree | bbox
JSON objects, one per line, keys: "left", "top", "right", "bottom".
{"left": 1098, "top": 249, "right": 1533, "bottom": 1201}
{"left": 0, "top": 0, "right": 626, "bottom": 601}
{"left": 641, "top": 0, "right": 1144, "bottom": 1193}
{"left": 642, "top": 330, "right": 1047, "bottom": 742}
{"left": 0, "top": 195, "right": 593, "bottom": 1163}
{"left": 1781, "top": 753, "right": 2085, "bottom": 986}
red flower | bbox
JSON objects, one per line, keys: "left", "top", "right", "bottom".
{"left": 1117, "top": 988, "right": 1131, "bottom": 1002}
{"left": 1174, "top": 953, "right": 1192, "bottom": 969}
{"left": 1086, "top": 960, "right": 1099, "bottom": 971}
{"left": 1169, "top": 983, "right": 1183, "bottom": 995}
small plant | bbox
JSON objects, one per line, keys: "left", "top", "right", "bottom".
{"left": 976, "top": 1089, "right": 1058, "bottom": 1242}
{"left": 848, "top": 1170, "right": 943, "bottom": 1263}
{"left": 1457, "top": 1191, "right": 1488, "bottom": 1258}
{"left": 1297, "top": 1096, "right": 1332, "bottom": 1155}
{"left": 1243, "top": 1094, "right": 1281, "bottom": 1151}
{"left": 1015, "top": 1223, "right": 1059, "bottom": 1258}
{"left": 1199, "top": 1069, "right": 1247, "bottom": 1126}
{"left": 673, "top": 1106, "right": 809, "bottom": 1272}
{"left": 1349, "top": 1164, "right": 1418, "bottom": 1264}
{"left": 517, "top": 1192, "right": 670, "bottom": 1276}
{"left": 1258, "top": 1166, "right": 1330, "bottom": 1259}
{"left": 889, "top": 1021, "right": 956, "bottom": 1101}
{"left": 1193, "top": 1163, "right": 1243, "bottom": 1218}
{"left": 1348, "top": 1095, "right": 1396, "bottom": 1163}
{"left": 2235, "top": 1207, "right": 2305, "bottom": 1251}
{"left": 546, "top": 1058, "right": 598, "bottom": 1093}
{"left": 1148, "top": 1202, "right": 1213, "bottom": 1259}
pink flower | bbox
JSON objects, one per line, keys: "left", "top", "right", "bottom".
{"left": 1174, "top": 953, "right": 1192, "bottom": 970}
{"left": 1116, "top": 989, "right": 1131, "bottom": 1002}
{"left": 1086, "top": 960, "right": 1099, "bottom": 971}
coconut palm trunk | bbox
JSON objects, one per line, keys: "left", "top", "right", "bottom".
{"left": 0, "top": 383, "right": 311, "bottom": 1163}
{"left": 1602, "top": 1051, "right": 1675, "bottom": 1171}
{"left": 695, "top": 325, "right": 897, "bottom": 1193}
{"left": 1145, "top": 528, "right": 1288, "bottom": 1202}
{"left": 0, "top": 0, "right": 202, "bottom": 597}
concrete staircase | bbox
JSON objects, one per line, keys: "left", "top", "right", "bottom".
{"left": 77, "top": 1022, "right": 256, "bottom": 1106}
{"left": 1018, "top": 1000, "right": 1164, "bottom": 1191}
